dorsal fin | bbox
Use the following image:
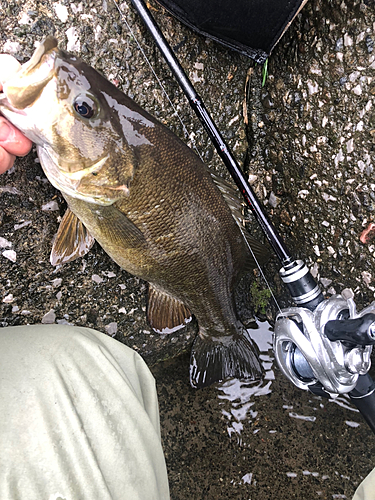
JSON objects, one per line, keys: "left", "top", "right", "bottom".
{"left": 210, "top": 172, "right": 269, "bottom": 266}
{"left": 210, "top": 172, "right": 245, "bottom": 226}
{"left": 50, "top": 208, "right": 95, "bottom": 266}
{"left": 147, "top": 284, "right": 192, "bottom": 334}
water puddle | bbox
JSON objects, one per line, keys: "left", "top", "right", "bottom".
{"left": 217, "top": 319, "right": 361, "bottom": 441}
{"left": 329, "top": 394, "right": 360, "bottom": 413}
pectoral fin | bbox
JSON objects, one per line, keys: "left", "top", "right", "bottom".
{"left": 50, "top": 208, "right": 95, "bottom": 266}
{"left": 63, "top": 194, "right": 148, "bottom": 252}
{"left": 147, "top": 284, "right": 192, "bottom": 334}
{"left": 88, "top": 204, "right": 147, "bottom": 249}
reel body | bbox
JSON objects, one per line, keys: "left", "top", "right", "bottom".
{"left": 274, "top": 294, "right": 375, "bottom": 396}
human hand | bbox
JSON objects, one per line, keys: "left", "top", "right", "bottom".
{"left": 0, "top": 54, "right": 32, "bottom": 174}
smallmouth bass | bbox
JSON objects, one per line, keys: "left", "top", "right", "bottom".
{"left": 0, "top": 37, "right": 269, "bottom": 388}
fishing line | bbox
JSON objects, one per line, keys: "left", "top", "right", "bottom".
{"left": 240, "top": 225, "right": 283, "bottom": 314}
{"left": 110, "top": 0, "right": 205, "bottom": 162}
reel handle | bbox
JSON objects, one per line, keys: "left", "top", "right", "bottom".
{"left": 325, "top": 313, "right": 375, "bottom": 346}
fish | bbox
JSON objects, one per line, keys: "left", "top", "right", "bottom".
{"left": 0, "top": 37, "right": 269, "bottom": 388}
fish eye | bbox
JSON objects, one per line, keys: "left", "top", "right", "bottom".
{"left": 73, "top": 94, "right": 98, "bottom": 119}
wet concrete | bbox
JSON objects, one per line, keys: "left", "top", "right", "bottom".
{"left": 247, "top": 0, "right": 375, "bottom": 314}
{"left": 152, "top": 321, "right": 375, "bottom": 499}
{"left": 1, "top": 0, "right": 375, "bottom": 498}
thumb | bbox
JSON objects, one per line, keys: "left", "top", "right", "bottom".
{"left": 0, "top": 117, "right": 32, "bottom": 156}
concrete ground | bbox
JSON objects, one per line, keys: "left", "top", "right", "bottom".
{"left": 1, "top": 0, "right": 375, "bottom": 498}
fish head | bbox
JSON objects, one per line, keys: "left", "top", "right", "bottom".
{"left": 0, "top": 37, "right": 136, "bottom": 205}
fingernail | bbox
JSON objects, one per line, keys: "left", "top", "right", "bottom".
{"left": 0, "top": 121, "right": 11, "bottom": 141}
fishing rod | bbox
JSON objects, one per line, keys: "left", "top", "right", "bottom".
{"left": 130, "top": 0, "right": 323, "bottom": 313}
{"left": 128, "top": 0, "right": 375, "bottom": 432}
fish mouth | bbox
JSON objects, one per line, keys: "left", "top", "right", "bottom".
{"left": 20, "top": 37, "right": 58, "bottom": 76}
{"left": 1, "top": 37, "right": 58, "bottom": 110}
{"left": 0, "top": 93, "right": 15, "bottom": 112}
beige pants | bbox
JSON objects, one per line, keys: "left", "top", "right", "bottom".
{"left": 0, "top": 325, "right": 170, "bottom": 500}
{"left": 1, "top": 324, "right": 373, "bottom": 500}
{"left": 353, "top": 469, "right": 375, "bottom": 500}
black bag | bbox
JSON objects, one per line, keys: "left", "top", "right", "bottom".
{"left": 155, "top": 0, "right": 307, "bottom": 63}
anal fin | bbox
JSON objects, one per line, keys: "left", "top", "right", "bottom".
{"left": 190, "top": 332, "right": 263, "bottom": 388}
{"left": 50, "top": 208, "right": 95, "bottom": 266}
{"left": 147, "top": 285, "right": 192, "bottom": 334}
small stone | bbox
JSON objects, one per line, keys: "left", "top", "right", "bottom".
{"left": 0, "top": 237, "right": 12, "bottom": 248}
{"left": 322, "top": 193, "right": 337, "bottom": 203}
{"left": 2, "top": 41, "right": 21, "bottom": 55}
{"left": 268, "top": 191, "right": 279, "bottom": 208}
{"left": 346, "top": 138, "right": 354, "bottom": 154}
{"left": 105, "top": 322, "right": 118, "bottom": 337}
{"left": 14, "top": 221, "right": 32, "bottom": 230}
{"left": 51, "top": 278, "right": 62, "bottom": 287}
{"left": 92, "top": 274, "right": 104, "bottom": 284}
{"left": 359, "top": 222, "right": 375, "bottom": 244}
{"left": 2, "top": 294, "right": 14, "bottom": 303}
{"left": 362, "top": 271, "right": 372, "bottom": 285}
{"left": 341, "top": 288, "right": 354, "bottom": 300}
{"left": 2, "top": 250, "right": 16, "bottom": 262}
{"left": 310, "top": 262, "right": 319, "bottom": 278}
{"left": 103, "top": 271, "right": 116, "bottom": 278}
{"left": 298, "top": 190, "right": 309, "bottom": 199}
{"left": 70, "top": 3, "right": 83, "bottom": 13}
{"left": 346, "top": 421, "right": 360, "bottom": 428}
{"left": 53, "top": 2, "right": 69, "bottom": 22}
{"left": 41, "top": 309, "right": 56, "bottom": 324}
{"left": 320, "top": 278, "right": 332, "bottom": 287}
{"left": 42, "top": 200, "right": 59, "bottom": 211}
{"left": 57, "top": 319, "right": 73, "bottom": 325}
{"left": 66, "top": 26, "right": 80, "bottom": 51}
{"left": 344, "top": 34, "right": 353, "bottom": 46}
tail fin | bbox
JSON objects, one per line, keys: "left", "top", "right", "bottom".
{"left": 190, "top": 333, "right": 263, "bottom": 389}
